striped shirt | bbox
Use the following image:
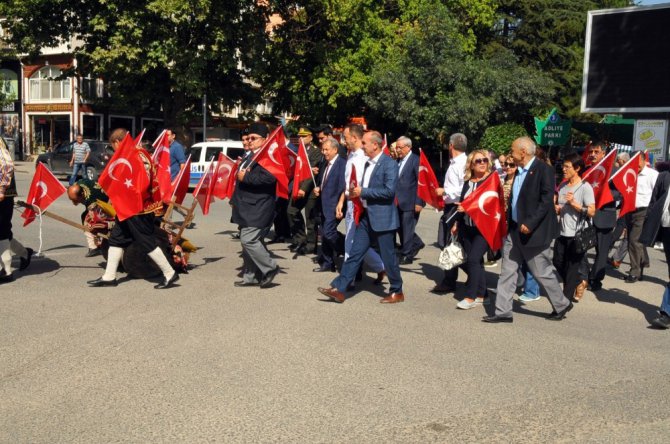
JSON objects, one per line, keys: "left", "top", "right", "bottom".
{"left": 72, "top": 141, "right": 91, "bottom": 163}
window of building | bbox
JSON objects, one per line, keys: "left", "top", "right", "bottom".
{"left": 0, "top": 69, "right": 19, "bottom": 101}
{"left": 82, "top": 114, "right": 103, "bottom": 140}
{"left": 109, "top": 115, "right": 135, "bottom": 135}
{"left": 29, "top": 66, "right": 71, "bottom": 101}
{"left": 80, "top": 75, "right": 103, "bottom": 101}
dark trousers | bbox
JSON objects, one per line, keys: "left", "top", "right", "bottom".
{"left": 320, "top": 215, "right": 342, "bottom": 269}
{"left": 331, "top": 213, "right": 402, "bottom": 294}
{"left": 661, "top": 227, "right": 670, "bottom": 279}
{"left": 288, "top": 194, "right": 319, "bottom": 249}
{"left": 589, "top": 226, "right": 615, "bottom": 284}
{"left": 626, "top": 208, "right": 649, "bottom": 278}
{"left": 398, "top": 208, "right": 424, "bottom": 257}
{"left": 272, "top": 198, "right": 291, "bottom": 239}
{"left": 0, "top": 197, "right": 14, "bottom": 241}
{"left": 108, "top": 213, "right": 158, "bottom": 253}
{"left": 553, "top": 235, "right": 585, "bottom": 300}
{"left": 460, "top": 225, "right": 488, "bottom": 298}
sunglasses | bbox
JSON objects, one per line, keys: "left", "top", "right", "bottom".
{"left": 473, "top": 158, "right": 489, "bottom": 165}
{"left": 505, "top": 162, "right": 516, "bottom": 167}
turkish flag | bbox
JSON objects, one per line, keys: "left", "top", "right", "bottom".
{"left": 417, "top": 149, "right": 444, "bottom": 210}
{"left": 192, "top": 159, "right": 215, "bottom": 215}
{"left": 611, "top": 151, "right": 640, "bottom": 218}
{"left": 21, "top": 162, "right": 66, "bottom": 226}
{"left": 460, "top": 173, "right": 507, "bottom": 250}
{"left": 349, "top": 163, "right": 364, "bottom": 225}
{"left": 98, "top": 133, "right": 150, "bottom": 221}
{"left": 133, "top": 128, "right": 146, "bottom": 147}
{"left": 382, "top": 133, "right": 391, "bottom": 156}
{"left": 582, "top": 148, "right": 616, "bottom": 209}
{"left": 582, "top": 141, "right": 592, "bottom": 169}
{"left": 212, "top": 152, "right": 237, "bottom": 200}
{"left": 151, "top": 130, "right": 173, "bottom": 203}
{"left": 292, "top": 139, "right": 314, "bottom": 199}
{"left": 225, "top": 158, "right": 240, "bottom": 199}
{"left": 171, "top": 155, "right": 191, "bottom": 204}
{"left": 252, "top": 126, "right": 290, "bottom": 199}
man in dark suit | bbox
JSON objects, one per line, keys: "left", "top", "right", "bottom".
{"left": 318, "top": 131, "right": 404, "bottom": 304}
{"left": 394, "top": 136, "right": 425, "bottom": 265}
{"left": 483, "top": 137, "right": 572, "bottom": 323}
{"left": 584, "top": 142, "right": 621, "bottom": 292}
{"left": 231, "top": 123, "right": 280, "bottom": 288}
{"left": 313, "top": 137, "right": 346, "bottom": 272}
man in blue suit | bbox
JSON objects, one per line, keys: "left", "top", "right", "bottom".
{"left": 394, "top": 136, "right": 425, "bottom": 265}
{"left": 319, "top": 131, "right": 405, "bottom": 304}
{"left": 313, "top": 137, "right": 346, "bottom": 272}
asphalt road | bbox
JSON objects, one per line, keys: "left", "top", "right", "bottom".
{"left": 1, "top": 161, "right": 669, "bottom": 443}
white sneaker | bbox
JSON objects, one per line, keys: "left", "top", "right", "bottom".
{"left": 457, "top": 298, "right": 477, "bottom": 310}
{"left": 654, "top": 242, "right": 664, "bottom": 251}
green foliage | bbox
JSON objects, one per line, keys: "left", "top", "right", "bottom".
{"left": 0, "top": 0, "right": 269, "bottom": 128}
{"left": 479, "top": 123, "right": 528, "bottom": 155}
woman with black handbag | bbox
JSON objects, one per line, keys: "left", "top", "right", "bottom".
{"left": 553, "top": 152, "right": 596, "bottom": 302}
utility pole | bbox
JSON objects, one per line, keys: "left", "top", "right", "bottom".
{"left": 202, "top": 94, "right": 207, "bottom": 142}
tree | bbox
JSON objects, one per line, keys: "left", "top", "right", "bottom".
{"left": 479, "top": 123, "right": 528, "bottom": 155}
{"left": 0, "top": 0, "right": 269, "bottom": 133}
{"left": 364, "top": 1, "right": 553, "bottom": 143}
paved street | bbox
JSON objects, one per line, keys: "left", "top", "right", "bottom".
{"left": 1, "top": 161, "right": 669, "bottom": 443}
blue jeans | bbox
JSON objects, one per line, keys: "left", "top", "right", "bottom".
{"left": 522, "top": 264, "right": 540, "bottom": 297}
{"left": 70, "top": 162, "right": 86, "bottom": 185}
{"left": 661, "top": 284, "right": 670, "bottom": 316}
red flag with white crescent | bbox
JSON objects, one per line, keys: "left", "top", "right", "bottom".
{"left": 581, "top": 148, "right": 616, "bottom": 209}
{"left": 225, "top": 158, "right": 240, "bottom": 199}
{"left": 610, "top": 151, "right": 640, "bottom": 218}
{"left": 21, "top": 162, "right": 66, "bottom": 226}
{"left": 212, "top": 152, "right": 237, "bottom": 200}
{"left": 150, "top": 130, "right": 172, "bottom": 203}
{"left": 349, "top": 163, "right": 364, "bottom": 225}
{"left": 251, "top": 126, "right": 290, "bottom": 199}
{"left": 417, "top": 149, "right": 444, "bottom": 210}
{"left": 292, "top": 138, "right": 313, "bottom": 199}
{"left": 98, "top": 133, "right": 150, "bottom": 221}
{"left": 460, "top": 173, "right": 507, "bottom": 250}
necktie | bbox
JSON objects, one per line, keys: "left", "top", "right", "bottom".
{"left": 322, "top": 163, "right": 331, "bottom": 187}
{"left": 362, "top": 161, "right": 371, "bottom": 187}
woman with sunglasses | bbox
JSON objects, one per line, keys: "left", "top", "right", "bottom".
{"left": 451, "top": 150, "right": 493, "bottom": 309}
{"left": 553, "top": 152, "right": 596, "bottom": 302}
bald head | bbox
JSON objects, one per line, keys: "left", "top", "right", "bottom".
{"left": 67, "top": 184, "right": 84, "bottom": 205}
{"left": 509, "top": 136, "right": 537, "bottom": 167}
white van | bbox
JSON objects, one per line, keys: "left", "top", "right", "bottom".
{"left": 187, "top": 140, "right": 246, "bottom": 187}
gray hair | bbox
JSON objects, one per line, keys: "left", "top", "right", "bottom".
{"left": 367, "top": 131, "right": 383, "bottom": 147}
{"left": 617, "top": 152, "right": 630, "bottom": 162}
{"left": 322, "top": 136, "right": 340, "bottom": 151}
{"left": 449, "top": 133, "right": 467, "bottom": 152}
{"left": 517, "top": 136, "right": 537, "bottom": 156}
{"left": 396, "top": 136, "right": 412, "bottom": 149}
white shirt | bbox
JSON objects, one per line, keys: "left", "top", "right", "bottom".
{"left": 398, "top": 151, "right": 412, "bottom": 177}
{"left": 636, "top": 166, "right": 659, "bottom": 208}
{"left": 361, "top": 151, "right": 384, "bottom": 208}
{"left": 344, "top": 147, "right": 368, "bottom": 197}
{"left": 443, "top": 151, "right": 466, "bottom": 204}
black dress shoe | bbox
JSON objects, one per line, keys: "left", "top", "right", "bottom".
{"left": 650, "top": 313, "right": 670, "bottom": 329}
{"left": 19, "top": 248, "right": 34, "bottom": 271}
{"left": 288, "top": 242, "right": 300, "bottom": 252}
{"left": 234, "top": 280, "right": 260, "bottom": 287}
{"left": 87, "top": 277, "right": 118, "bottom": 287}
{"left": 260, "top": 266, "right": 280, "bottom": 288}
{"left": 431, "top": 284, "right": 455, "bottom": 294}
{"left": 268, "top": 236, "right": 286, "bottom": 245}
{"left": 0, "top": 273, "right": 15, "bottom": 283}
{"left": 482, "top": 315, "right": 513, "bottom": 323}
{"left": 399, "top": 256, "right": 413, "bottom": 265}
{"left": 546, "top": 302, "right": 574, "bottom": 321}
{"left": 294, "top": 245, "right": 307, "bottom": 255}
{"left": 85, "top": 248, "right": 102, "bottom": 258}
{"left": 231, "top": 232, "right": 241, "bottom": 240}
{"left": 624, "top": 274, "right": 639, "bottom": 283}
{"left": 154, "top": 273, "right": 180, "bottom": 289}
{"left": 588, "top": 280, "right": 602, "bottom": 291}
{"left": 313, "top": 265, "right": 335, "bottom": 272}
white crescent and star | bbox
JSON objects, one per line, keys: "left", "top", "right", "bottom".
{"left": 622, "top": 168, "right": 636, "bottom": 193}
{"left": 589, "top": 165, "right": 606, "bottom": 189}
{"left": 267, "top": 142, "right": 282, "bottom": 165}
{"left": 478, "top": 191, "right": 499, "bottom": 217}
{"left": 31, "top": 181, "right": 48, "bottom": 204}
{"left": 108, "top": 158, "right": 133, "bottom": 181}
{"left": 217, "top": 164, "right": 232, "bottom": 183}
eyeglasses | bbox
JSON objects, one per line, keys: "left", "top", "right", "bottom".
{"left": 473, "top": 158, "right": 489, "bottom": 165}
{"left": 248, "top": 136, "right": 263, "bottom": 141}
{"left": 505, "top": 162, "right": 516, "bottom": 167}
{"left": 562, "top": 164, "right": 574, "bottom": 170}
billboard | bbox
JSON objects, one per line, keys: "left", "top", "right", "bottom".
{"left": 581, "top": 4, "right": 670, "bottom": 113}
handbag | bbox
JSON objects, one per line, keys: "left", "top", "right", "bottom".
{"left": 438, "top": 234, "right": 467, "bottom": 270}
{"left": 573, "top": 213, "right": 597, "bottom": 255}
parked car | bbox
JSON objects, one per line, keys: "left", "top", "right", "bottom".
{"left": 188, "top": 140, "right": 245, "bottom": 187}
{"left": 36, "top": 140, "right": 114, "bottom": 181}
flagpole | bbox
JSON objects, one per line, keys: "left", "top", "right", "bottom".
{"left": 300, "top": 139, "right": 317, "bottom": 187}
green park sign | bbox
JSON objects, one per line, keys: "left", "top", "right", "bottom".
{"left": 534, "top": 108, "right": 572, "bottom": 147}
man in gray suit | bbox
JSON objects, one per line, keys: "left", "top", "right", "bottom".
{"left": 483, "top": 137, "right": 573, "bottom": 323}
